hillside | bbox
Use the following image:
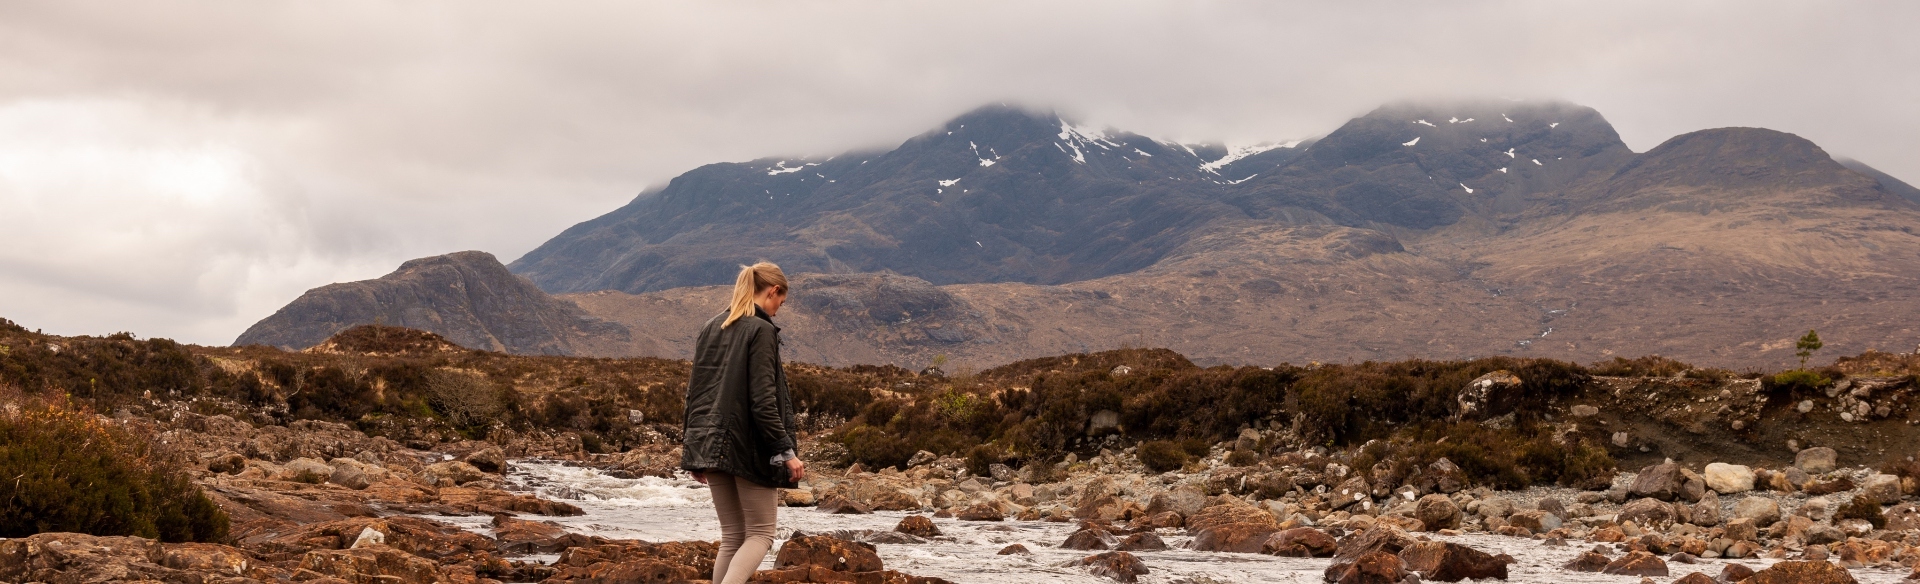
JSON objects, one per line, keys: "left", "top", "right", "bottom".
{"left": 242, "top": 100, "right": 1920, "bottom": 369}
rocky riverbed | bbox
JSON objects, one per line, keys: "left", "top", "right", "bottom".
{"left": 7, "top": 408, "right": 1920, "bottom": 583}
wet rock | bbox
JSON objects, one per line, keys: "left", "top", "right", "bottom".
{"left": 423, "top": 460, "right": 486, "bottom": 486}
{"left": 1184, "top": 500, "right": 1276, "bottom": 533}
{"left": 1263, "top": 527, "right": 1337, "bottom": 558}
{"left": 997, "top": 544, "right": 1030, "bottom": 555}
{"left": 1324, "top": 550, "right": 1408, "bottom": 584}
{"left": 1671, "top": 572, "right": 1715, "bottom": 584}
{"left": 1333, "top": 525, "right": 1416, "bottom": 561}
{"left": 1731, "top": 497, "right": 1780, "bottom": 525}
{"left": 1563, "top": 550, "right": 1611, "bottom": 572}
{"left": 1062, "top": 526, "right": 1117, "bottom": 551}
{"left": 1190, "top": 522, "right": 1278, "bottom": 554}
{"left": 1601, "top": 550, "right": 1668, "bottom": 577}
{"left": 298, "top": 543, "right": 443, "bottom": 584}
{"left": 957, "top": 502, "right": 1005, "bottom": 521}
{"left": 1415, "top": 494, "right": 1461, "bottom": 531}
{"left": 252, "top": 516, "right": 495, "bottom": 561}
{"left": 869, "top": 488, "right": 922, "bottom": 511}
{"left": 462, "top": 446, "right": 507, "bottom": 473}
{"left": 1075, "top": 494, "right": 1130, "bottom": 522}
{"left": 1741, "top": 560, "right": 1858, "bottom": 583}
{"left": 1399, "top": 540, "right": 1509, "bottom": 581}
{"left": 1630, "top": 463, "right": 1686, "bottom": 501}
{"left": 1718, "top": 563, "right": 1756, "bottom": 583}
{"left": 775, "top": 534, "right": 884, "bottom": 573}
{"left": 546, "top": 540, "right": 715, "bottom": 584}
{"left": 1070, "top": 551, "right": 1149, "bottom": 583}
{"left": 1115, "top": 532, "right": 1167, "bottom": 552}
{"left": 1703, "top": 463, "right": 1754, "bottom": 494}
{"left": 817, "top": 493, "right": 874, "bottom": 515}
{"left": 895, "top": 515, "right": 940, "bottom": 537}
{"left": 859, "top": 531, "right": 926, "bottom": 545}
{"left": 1795, "top": 447, "right": 1838, "bottom": 474}
{"left": 436, "top": 486, "right": 584, "bottom": 516}
{"left": 492, "top": 515, "right": 590, "bottom": 554}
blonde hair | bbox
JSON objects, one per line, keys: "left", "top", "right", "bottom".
{"left": 724, "top": 262, "right": 788, "bottom": 328}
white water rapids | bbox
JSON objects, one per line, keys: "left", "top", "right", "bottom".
{"left": 425, "top": 462, "right": 1911, "bottom": 583}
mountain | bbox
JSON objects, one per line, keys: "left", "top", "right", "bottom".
{"left": 243, "top": 100, "right": 1920, "bottom": 369}
{"left": 234, "top": 251, "right": 643, "bottom": 356}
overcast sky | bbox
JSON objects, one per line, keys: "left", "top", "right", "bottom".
{"left": 1, "top": 1, "right": 1916, "bottom": 345}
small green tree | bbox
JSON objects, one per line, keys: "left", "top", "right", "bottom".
{"left": 1795, "top": 329, "right": 1824, "bottom": 368}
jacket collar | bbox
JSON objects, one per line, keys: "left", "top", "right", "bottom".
{"left": 754, "top": 305, "right": 780, "bottom": 332}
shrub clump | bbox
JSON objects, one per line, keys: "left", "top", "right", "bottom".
{"left": 1764, "top": 370, "right": 1831, "bottom": 396}
{"left": 1136, "top": 440, "right": 1191, "bottom": 473}
{"left": 1834, "top": 495, "right": 1887, "bottom": 529}
{"left": 0, "top": 395, "right": 229, "bottom": 542}
{"left": 1589, "top": 355, "right": 1693, "bottom": 377}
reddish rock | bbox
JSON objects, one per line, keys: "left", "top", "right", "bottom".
{"left": 895, "top": 515, "right": 941, "bottom": 538}
{"left": 250, "top": 516, "right": 496, "bottom": 562}
{"left": 1061, "top": 527, "right": 1117, "bottom": 551}
{"left": 1671, "top": 572, "right": 1715, "bottom": 584}
{"left": 1070, "top": 551, "right": 1149, "bottom": 583}
{"left": 774, "top": 534, "right": 884, "bottom": 573}
{"left": 1189, "top": 522, "right": 1278, "bottom": 554}
{"left": 1263, "top": 527, "right": 1337, "bottom": 558}
{"left": 956, "top": 502, "right": 1005, "bottom": 521}
{"left": 997, "top": 544, "right": 1030, "bottom": 555}
{"left": 1324, "top": 550, "right": 1408, "bottom": 584}
{"left": 1601, "top": 550, "right": 1668, "bottom": 577}
{"left": 436, "top": 486, "right": 583, "bottom": 516}
{"left": 492, "top": 515, "right": 594, "bottom": 554}
{"left": 1398, "top": 540, "right": 1509, "bottom": 581}
{"left": 867, "top": 489, "right": 921, "bottom": 512}
{"left": 1562, "top": 550, "right": 1611, "bottom": 572}
{"left": 1115, "top": 532, "right": 1167, "bottom": 552}
{"left": 1718, "top": 563, "right": 1756, "bottom": 583}
{"left": 817, "top": 493, "right": 874, "bottom": 515}
{"left": 1332, "top": 525, "right": 1416, "bottom": 561}
{"left": 1741, "top": 560, "right": 1858, "bottom": 584}
{"left": 1182, "top": 502, "right": 1275, "bottom": 533}
{"left": 297, "top": 544, "right": 443, "bottom": 584}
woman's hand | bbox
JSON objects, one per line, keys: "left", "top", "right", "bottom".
{"left": 692, "top": 471, "right": 708, "bottom": 485}
{"left": 785, "top": 457, "right": 805, "bottom": 482}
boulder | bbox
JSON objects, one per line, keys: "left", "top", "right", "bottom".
{"left": 462, "top": 446, "right": 507, "bottom": 473}
{"left": 1183, "top": 501, "right": 1276, "bottom": 533}
{"left": 895, "top": 515, "right": 941, "bottom": 537}
{"left": 1398, "top": 540, "right": 1509, "bottom": 581}
{"left": 1425, "top": 458, "right": 1466, "bottom": 494}
{"left": 1323, "top": 550, "right": 1408, "bottom": 584}
{"left": 1457, "top": 370, "right": 1521, "bottom": 419}
{"left": 422, "top": 461, "right": 486, "bottom": 487}
{"left": 1691, "top": 491, "right": 1721, "bottom": 526}
{"left": 1062, "top": 526, "right": 1117, "bottom": 551}
{"left": 1332, "top": 525, "right": 1415, "bottom": 561}
{"left": 1115, "top": 532, "right": 1167, "bottom": 552}
{"left": 956, "top": 502, "right": 1005, "bottom": 521}
{"left": 1719, "top": 563, "right": 1756, "bottom": 582}
{"left": 1263, "top": 527, "right": 1337, "bottom": 558}
{"left": 1070, "top": 551, "right": 1149, "bottom": 583}
{"left": 1328, "top": 477, "right": 1370, "bottom": 510}
{"left": 1507, "top": 509, "right": 1561, "bottom": 532}
{"left": 435, "top": 486, "right": 584, "bottom": 516}
{"left": 1722, "top": 517, "right": 1758, "bottom": 542}
{"left": 1732, "top": 497, "right": 1781, "bottom": 526}
{"left": 1861, "top": 473, "right": 1902, "bottom": 505}
{"left": 491, "top": 515, "right": 588, "bottom": 554}
{"left": 774, "top": 534, "right": 883, "bottom": 573}
{"left": 1671, "top": 572, "right": 1715, "bottom": 584}
{"left": 1415, "top": 494, "right": 1461, "bottom": 531}
{"left": 1885, "top": 502, "right": 1920, "bottom": 531}
{"left": 1741, "top": 560, "right": 1859, "bottom": 584}
{"left": 997, "top": 544, "right": 1029, "bottom": 555}
{"left": 1702, "top": 463, "right": 1754, "bottom": 494}
{"left": 1629, "top": 463, "right": 1686, "bottom": 501}
{"left": 326, "top": 459, "right": 375, "bottom": 490}
{"left": 1618, "top": 498, "right": 1675, "bottom": 527}
{"left": 816, "top": 493, "right": 873, "bottom": 515}
{"left": 1143, "top": 485, "right": 1207, "bottom": 518}
{"left": 1795, "top": 447, "right": 1838, "bottom": 474}
{"left": 1562, "top": 550, "right": 1610, "bottom": 572}
{"left": 297, "top": 544, "right": 443, "bottom": 584}
{"left": 205, "top": 451, "right": 247, "bottom": 474}
{"left": 868, "top": 488, "right": 922, "bottom": 511}
{"left": 1476, "top": 496, "right": 1514, "bottom": 518}
{"left": 1600, "top": 550, "right": 1668, "bottom": 577}
{"left": 281, "top": 457, "right": 335, "bottom": 483}
{"left": 1190, "top": 522, "right": 1278, "bottom": 554}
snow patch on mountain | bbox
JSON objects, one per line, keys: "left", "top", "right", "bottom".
{"left": 1199, "top": 142, "right": 1295, "bottom": 174}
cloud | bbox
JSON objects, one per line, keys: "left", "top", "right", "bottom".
{"left": 0, "top": 0, "right": 1915, "bottom": 344}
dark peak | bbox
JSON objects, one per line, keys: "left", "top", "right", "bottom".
{"left": 938, "top": 102, "right": 1062, "bottom": 132}
{"left": 396, "top": 250, "right": 507, "bottom": 273}
{"left": 1836, "top": 158, "right": 1920, "bottom": 206}
{"left": 1609, "top": 127, "right": 1850, "bottom": 189}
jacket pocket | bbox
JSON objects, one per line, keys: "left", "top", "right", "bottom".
{"left": 682, "top": 425, "right": 727, "bottom": 466}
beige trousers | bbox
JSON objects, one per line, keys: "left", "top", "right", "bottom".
{"left": 706, "top": 471, "right": 779, "bottom": 584}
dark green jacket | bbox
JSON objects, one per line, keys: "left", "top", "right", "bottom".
{"left": 680, "top": 307, "right": 799, "bottom": 489}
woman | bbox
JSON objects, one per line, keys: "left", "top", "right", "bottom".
{"left": 681, "top": 262, "right": 805, "bottom": 584}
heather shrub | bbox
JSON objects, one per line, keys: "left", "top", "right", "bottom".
{"left": 1589, "top": 355, "right": 1692, "bottom": 377}
{"left": 1136, "top": 440, "right": 1190, "bottom": 473}
{"left": 1764, "top": 370, "right": 1831, "bottom": 396}
{"left": 0, "top": 395, "right": 228, "bottom": 542}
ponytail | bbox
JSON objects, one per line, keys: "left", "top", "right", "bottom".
{"left": 723, "top": 262, "right": 788, "bottom": 328}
